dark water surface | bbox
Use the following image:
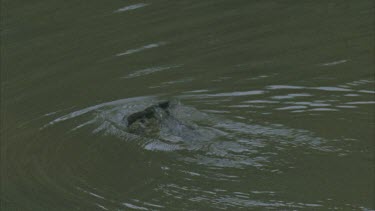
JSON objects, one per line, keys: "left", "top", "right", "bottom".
{"left": 1, "top": 0, "right": 374, "bottom": 210}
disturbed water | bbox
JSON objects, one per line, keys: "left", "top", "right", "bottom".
{"left": 1, "top": 0, "right": 374, "bottom": 210}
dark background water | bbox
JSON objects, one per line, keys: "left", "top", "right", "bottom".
{"left": 1, "top": 0, "right": 374, "bottom": 210}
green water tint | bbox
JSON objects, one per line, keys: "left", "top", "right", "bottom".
{"left": 1, "top": 0, "right": 374, "bottom": 210}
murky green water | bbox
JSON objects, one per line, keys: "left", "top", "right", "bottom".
{"left": 1, "top": 0, "right": 374, "bottom": 210}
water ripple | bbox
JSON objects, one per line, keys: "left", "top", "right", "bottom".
{"left": 116, "top": 42, "right": 166, "bottom": 57}
{"left": 321, "top": 59, "right": 348, "bottom": 66}
{"left": 114, "top": 3, "right": 149, "bottom": 13}
{"left": 122, "top": 65, "right": 181, "bottom": 79}
{"left": 271, "top": 93, "right": 312, "bottom": 99}
{"left": 43, "top": 97, "right": 339, "bottom": 170}
{"left": 186, "top": 90, "right": 265, "bottom": 98}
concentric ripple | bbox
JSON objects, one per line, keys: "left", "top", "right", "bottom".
{"left": 44, "top": 96, "right": 340, "bottom": 170}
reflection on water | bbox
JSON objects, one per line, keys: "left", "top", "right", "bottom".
{"left": 271, "top": 93, "right": 313, "bottom": 99}
{"left": 2, "top": 0, "right": 374, "bottom": 210}
{"left": 179, "top": 80, "right": 374, "bottom": 114}
{"left": 44, "top": 95, "right": 343, "bottom": 172}
{"left": 190, "top": 90, "right": 265, "bottom": 97}
{"left": 36, "top": 77, "right": 374, "bottom": 209}
{"left": 123, "top": 65, "right": 182, "bottom": 79}
{"left": 114, "top": 3, "right": 149, "bottom": 13}
{"left": 116, "top": 42, "right": 166, "bottom": 57}
{"left": 321, "top": 59, "right": 348, "bottom": 66}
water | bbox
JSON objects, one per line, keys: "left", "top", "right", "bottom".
{"left": 1, "top": 0, "right": 374, "bottom": 210}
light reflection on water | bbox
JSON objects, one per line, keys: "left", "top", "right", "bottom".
{"left": 2, "top": 0, "right": 374, "bottom": 210}
{"left": 116, "top": 42, "right": 166, "bottom": 57}
{"left": 42, "top": 92, "right": 352, "bottom": 204}
{"left": 121, "top": 65, "right": 182, "bottom": 79}
{"left": 33, "top": 77, "right": 374, "bottom": 210}
{"left": 114, "top": 3, "right": 149, "bottom": 13}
